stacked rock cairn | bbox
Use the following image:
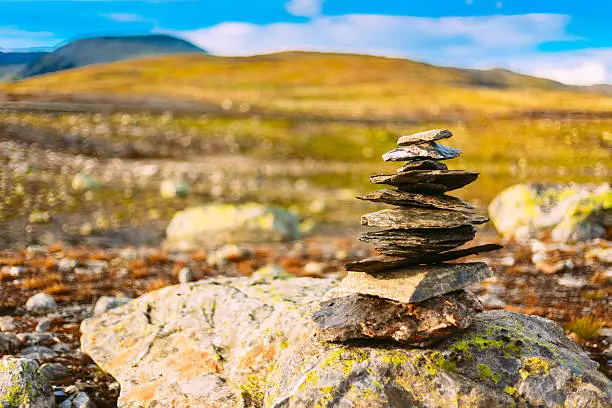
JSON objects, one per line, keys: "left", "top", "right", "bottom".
{"left": 314, "top": 129, "right": 502, "bottom": 344}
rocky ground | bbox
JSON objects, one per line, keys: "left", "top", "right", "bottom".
{"left": 0, "top": 234, "right": 610, "bottom": 406}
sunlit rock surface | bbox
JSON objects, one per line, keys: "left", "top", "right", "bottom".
{"left": 489, "top": 183, "right": 611, "bottom": 242}
{"left": 80, "top": 277, "right": 611, "bottom": 408}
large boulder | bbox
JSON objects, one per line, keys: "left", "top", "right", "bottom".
{"left": 80, "top": 277, "right": 611, "bottom": 408}
{"left": 488, "top": 183, "right": 611, "bottom": 242}
{"left": 164, "top": 203, "right": 300, "bottom": 250}
{"left": 0, "top": 358, "right": 54, "bottom": 408}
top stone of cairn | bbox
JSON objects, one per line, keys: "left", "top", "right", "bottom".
{"left": 397, "top": 129, "right": 452, "bottom": 146}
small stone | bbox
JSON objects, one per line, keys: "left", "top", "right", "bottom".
{"left": 39, "top": 362, "right": 70, "bottom": 382}
{"left": 303, "top": 262, "right": 325, "bottom": 278}
{"left": 19, "top": 345, "right": 59, "bottom": 361}
{"left": 397, "top": 160, "right": 448, "bottom": 172}
{"left": 346, "top": 244, "right": 502, "bottom": 272}
{"left": 358, "top": 189, "right": 474, "bottom": 211}
{"left": 382, "top": 142, "right": 461, "bottom": 161}
{"left": 93, "top": 296, "right": 132, "bottom": 316}
{"left": 536, "top": 259, "right": 574, "bottom": 275}
{"left": 586, "top": 247, "right": 612, "bottom": 264}
{"left": 57, "top": 258, "right": 78, "bottom": 272}
{"left": 370, "top": 170, "right": 479, "bottom": 193}
{"left": 479, "top": 293, "right": 507, "bottom": 309}
{"left": 337, "top": 262, "right": 493, "bottom": 303}
{"left": 314, "top": 290, "right": 482, "bottom": 344}
{"left": 35, "top": 317, "right": 57, "bottom": 332}
{"left": 0, "top": 316, "right": 17, "bottom": 332}
{"left": 178, "top": 267, "right": 193, "bottom": 283}
{"left": 25, "top": 293, "right": 57, "bottom": 312}
{"left": 0, "top": 358, "right": 54, "bottom": 408}
{"left": 58, "top": 391, "right": 96, "bottom": 408}
{"left": 0, "top": 332, "right": 19, "bottom": 354}
{"left": 361, "top": 208, "right": 487, "bottom": 229}
{"left": 397, "top": 129, "right": 453, "bottom": 146}
{"left": 360, "top": 226, "right": 476, "bottom": 257}
{"left": 208, "top": 244, "right": 254, "bottom": 266}
{"left": 252, "top": 265, "right": 291, "bottom": 280}
{"left": 557, "top": 275, "right": 587, "bottom": 288}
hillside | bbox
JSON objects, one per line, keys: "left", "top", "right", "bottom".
{"left": 0, "top": 51, "right": 46, "bottom": 80}
{"left": 5, "top": 51, "right": 612, "bottom": 118}
{"left": 14, "top": 34, "right": 205, "bottom": 79}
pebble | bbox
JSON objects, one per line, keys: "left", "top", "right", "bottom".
{"left": 57, "top": 258, "right": 78, "bottom": 272}
{"left": 303, "top": 262, "right": 325, "bottom": 278}
{"left": 479, "top": 293, "right": 507, "bottom": 309}
{"left": 40, "top": 362, "right": 70, "bottom": 381}
{"left": 499, "top": 254, "right": 516, "bottom": 267}
{"left": 252, "top": 265, "right": 291, "bottom": 280}
{"left": 93, "top": 296, "right": 132, "bottom": 316}
{"left": 178, "top": 267, "right": 193, "bottom": 283}
{"left": 1, "top": 265, "right": 23, "bottom": 277}
{"left": 0, "top": 316, "right": 17, "bottom": 331}
{"left": 536, "top": 259, "right": 574, "bottom": 275}
{"left": 58, "top": 391, "right": 96, "bottom": 408}
{"left": 19, "top": 345, "right": 59, "bottom": 360}
{"left": 0, "top": 332, "right": 20, "bottom": 354}
{"left": 557, "top": 275, "right": 587, "bottom": 288}
{"left": 36, "top": 317, "right": 60, "bottom": 332}
{"left": 208, "top": 244, "right": 253, "bottom": 266}
{"left": 25, "top": 293, "right": 58, "bottom": 312}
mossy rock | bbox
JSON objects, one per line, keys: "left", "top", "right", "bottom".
{"left": 164, "top": 203, "right": 301, "bottom": 250}
{"left": 488, "top": 183, "right": 611, "bottom": 242}
{"left": 0, "top": 358, "right": 54, "bottom": 408}
{"left": 81, "top": 277, "right": 611, "bottom": 407}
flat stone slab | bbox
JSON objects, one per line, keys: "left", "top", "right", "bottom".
{"left": 383, "top": 143, "right": 461, "bottom": 162}
{"left": 370, "top": 170, "right": 479, "bottom": 193}
{"left": 397, "top": 129, "right": 452, "bottom": 146}
{"left": 360, "top": 226, "right": 476, "bottom": 256}
{"left": 336, "top": 262, "right": 493, "bottom": 303}
{"left": 397, "top": 160, "right": 448, "bottom": 172}
{"left": 345, "top": 244, "right": 503, "bottom": 272}
{"left": 358, "top": 189, "right": 474, "bottom": 211}
{"left": 313, "top": 290, "right": 482, "bottom": 344}
{"left": 361, "top": 208, "right": 488, "bottom": 229}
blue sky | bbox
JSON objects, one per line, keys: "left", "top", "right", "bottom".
{"left": 2, "top": 0, "right": 612, "bottom": 85}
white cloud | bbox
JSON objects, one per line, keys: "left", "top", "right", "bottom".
{"left": 176, "top": 13, "right": 612, "bottom": 85}
{"left": 0, "top": 26, "right": 57, "bottom": 50}
{"left": 101, "top": 13, "right": 148, "bottom": 23}
{"left": 285, "top": 0, "right": 323, "bottom": 17}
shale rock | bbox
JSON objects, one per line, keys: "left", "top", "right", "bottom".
{"left": 397, "top": 129, "right": 452, "bottom": 146}
{"left": 397, "top": 160, "right": 448, "bottom": 171}
{"left": 370, "top": 170, "right": 479, "bottom": 193}
{"left": 358, "top": 189, "right": 474, "bottom": 211}
{"left": 336, "top": 262, "right": 493, "bottom": 303}
{"left": 345, "top": 244, "right": 503, "bottom": 272}
{"left": 313, "top": 290, "right": 483, "bottom": 344}
{"left": 383, "top": 143, "right": 461, "bottom": 162}
{"left": 360, "top": 226, "right": 475, "bottom": 256}
{"left": 361, "top": 208, "right": 487, "bottom": 229}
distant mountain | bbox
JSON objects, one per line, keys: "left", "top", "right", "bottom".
{"left": 15, "top": 34, "right": 205, "bottom": 79}
{"left": 0, "top": 52, "right": 47, "bottom": 80}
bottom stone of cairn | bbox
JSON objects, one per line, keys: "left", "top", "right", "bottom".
{"left": 313, "top": 290, "right": 483, "bottom": 344}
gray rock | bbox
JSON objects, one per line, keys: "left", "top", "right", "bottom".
{"left": 488, "top": 183, "right": 611, "bottom": 242}
{"left": 345, "top": 244, "right": 503, "bottom": 272}
{"left": 397, "top": 129, "right": 453, "bottom": 146}
{"left": 0, "top": 357, "right": 54, "bottom": 408}
{"left": 39, "top": 362, "right": 70, "bottom": 382}
{"left": 0, "top": 332, "right": 19, "bottom": 354}
{"left": 361, "top": 208, "right": 487, "bottom": 229}
{"left": 397, "top": 160, "right": 448, "bottom": 171}
{"left": 178, "top": 267, "right": 193, "bottom": 283}
{"left": 25, "top": 293, "right": 57, "bottom": 313}
{"left": 35, "top": 317, "right": 56, "bottom": 332}
{"left": 370, "top": 170, "right": 479, "bottom": 193}
{"left": 360, "top": 225, "right": 476, "bottom": 256}
{"left": 337, "top": 262, "right": 493, "bottom": 303}
{"left": 58, "top": 391, "right": 96, "bottom": 408}
{"left": 314, "top": 290, "right": 482, "bottom": 344}
{"left": 383, "top": 143, "right": 461, "bottom": 161}
{"left": 19, "top": 345, "right": 58, "bottom": 361}
{"left": 93, "top": 296, "right": 132, "bottom": 317}
{"left": 268, "top": 311, "right": 611, "bottom": 408}
{"left": 79, "top": 277, "right": 611, "bottom": 408}
{"left": 165, "top": 203, "right": 300, "bottom": 250}
{"left": 358, "top": 189, "right": 474, "bottom": 211}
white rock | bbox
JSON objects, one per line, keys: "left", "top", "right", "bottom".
{"left": 93, "top": 296, "right": 132, "bottom": 317}
{"left": 178, "top": 268, "right": 193, "bottom": 283}
{"left": 479, "top": 293, "right": 507, "bottom": 309}
{"left": 25, "top": 293, "right": 57, "bottom": 312}
{"left": 303, "top": 262, "right": 325, "bottom": 277}
{"left": 557, "top": 275, "right": 587, "bottom": 288}
{"left": 58, "top": 391, "right": 96, "bottom": 408}
{"left": 0, "top": 316, "right": 16, "bottom": 332}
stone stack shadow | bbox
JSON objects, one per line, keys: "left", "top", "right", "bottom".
{"left": 314, "top": 129, "right": 502, "bottom": 344}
